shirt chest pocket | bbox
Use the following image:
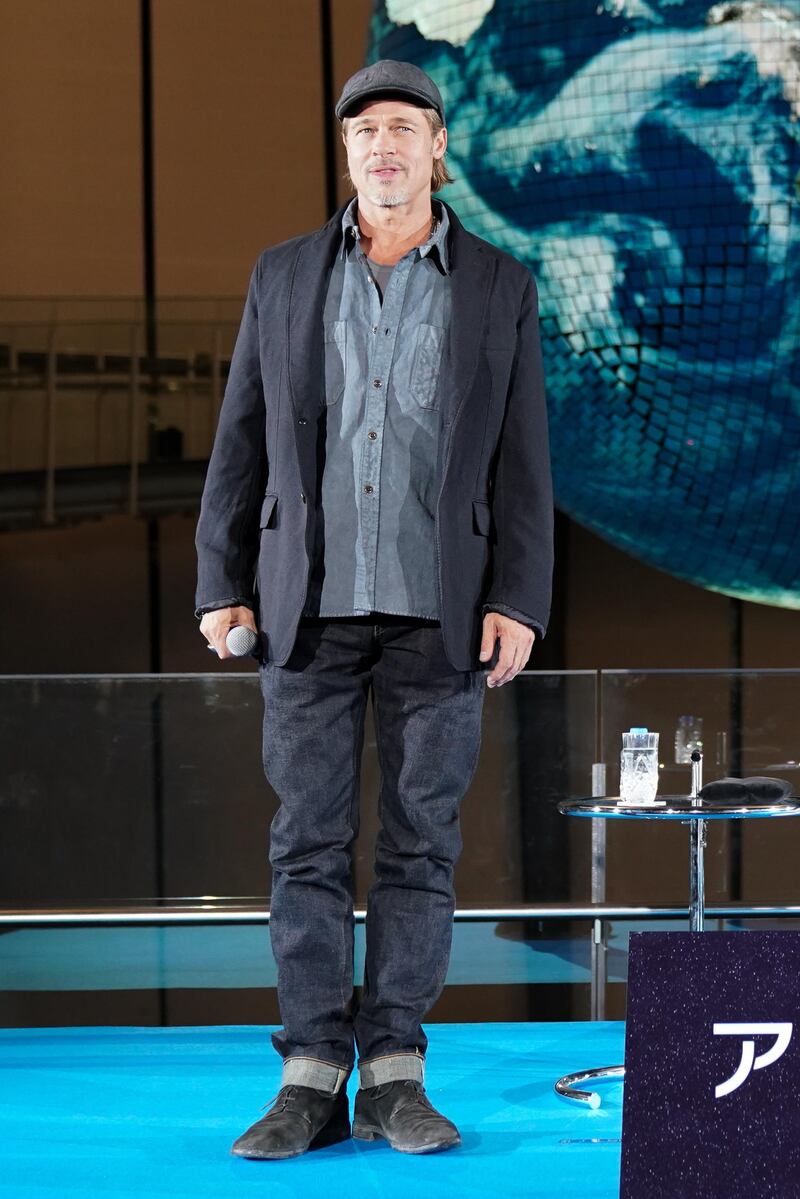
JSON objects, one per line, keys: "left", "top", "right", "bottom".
{"left": 323, "top": 320, "right": 347, "bottom": 406}
{"left": 407, "top": 323, "right": 445, "bottom": 410}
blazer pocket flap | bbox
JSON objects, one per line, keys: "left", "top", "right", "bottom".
{"left": 472, "top": 498, "right": 492, "bottom": 536}
{"left": 259, "top": 492, "right": 278, "bottom": 529}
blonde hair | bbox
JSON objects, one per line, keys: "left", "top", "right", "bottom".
{"left": 341, "top": 106, "right": 455, "bottom": 193}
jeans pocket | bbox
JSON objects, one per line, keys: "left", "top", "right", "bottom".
{"left": 409, "top": 323, "right": 444, "bottom": 410}
{"left": 323, "top": 319, "right": 347, "bottom": 406}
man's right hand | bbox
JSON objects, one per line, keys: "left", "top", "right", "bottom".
{"left": 199, "top": 606, "right": 258, "bottom": 661}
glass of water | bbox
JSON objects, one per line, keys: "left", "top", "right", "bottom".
{"left": 620, "top": 728, "right": 660, "bottom": 804}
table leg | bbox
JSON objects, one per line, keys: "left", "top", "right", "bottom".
{"left": 590, "top": 808, "right": 607, "bottom": 1020}
{"left": 591, "top": 918, "right": 607, "bottom": 1020}
{"left": 689, "top": 816, "right": 707, "bottom": 932}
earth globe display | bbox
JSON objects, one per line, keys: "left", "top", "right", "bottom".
{"left": 366, "top": 0, "right": 800, "bottom": 606}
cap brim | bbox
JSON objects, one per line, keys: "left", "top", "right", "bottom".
{"left": 336, "top": 86, "right": 442, "bottom": 121}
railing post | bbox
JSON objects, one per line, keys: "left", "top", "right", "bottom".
{"left": 43, "top": 325, "right": 57, "bottom": 524}
{"left": 212, "top": 326, "right": 222, "bottom": 435}
{"left": 187, "top": 345, "right": 196, "bottom": 458}
{"left": 128, "top": 325, "right": 141, "bottom": 517}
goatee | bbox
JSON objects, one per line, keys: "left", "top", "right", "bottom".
{"left": 368, "top": 190, "right": 410, "bottom": 207}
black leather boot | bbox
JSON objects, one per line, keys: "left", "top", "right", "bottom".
{"left": 231, "top": 1084, "right": 351, "bottom": 1160}
{"left": 352, "top": 1080, "right": 461, "bottom": 1153}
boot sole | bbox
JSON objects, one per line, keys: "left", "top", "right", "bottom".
{"left": 352, "top": 1118, "right": 460, "bottom": 1154}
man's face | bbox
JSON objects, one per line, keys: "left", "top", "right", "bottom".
{"left": 342, "top": 99, "right": 446, "bottom": 209}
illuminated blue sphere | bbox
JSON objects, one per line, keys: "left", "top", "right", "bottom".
{"left": 369, "top": 0, "right": 800, "bottom": 606}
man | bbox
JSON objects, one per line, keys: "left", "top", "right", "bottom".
{"left": 195, "top": 60, "right": 553, "bottom": 1159}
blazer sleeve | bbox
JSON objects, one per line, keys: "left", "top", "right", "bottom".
{"left": 194, "top": 256, "right": 269, "bottom": 618}
{"left": 482, "top": 602, "right": 543, "bottom": 639}
{"left": 482, "top": 271, "right": 554, "bottom": 637}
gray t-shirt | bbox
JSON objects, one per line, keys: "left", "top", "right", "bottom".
{"left": 366, "top": 256, "right": 395, "bottom": 303}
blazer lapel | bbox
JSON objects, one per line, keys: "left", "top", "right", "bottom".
{"left": 286, "top": 206, "right": 347, "bottom": 417}
{"left": 439, "top": 203, "right": 495, "bottom": 428}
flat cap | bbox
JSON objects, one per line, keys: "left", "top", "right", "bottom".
{"left": 335, "top": 59, "right": 445, "bottom": 124}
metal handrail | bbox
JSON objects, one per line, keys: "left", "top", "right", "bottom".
{"left": 4, "top": 902, "right": 800, "bottom": 926}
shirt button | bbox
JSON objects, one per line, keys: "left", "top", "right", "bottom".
{"left": 300, "top": 492, "right": 306, "bottom": 503}
{"left": 371, "top": 325, "right": 378, "bottom": 334}
{"left": 364, "top": 484, "right": 374, "bottom": 494}
{"left": 372, "top": 378, "right": 382, "bottom": 388}
{"left": 368, "top": 430, "right": 377, "bottom": 440}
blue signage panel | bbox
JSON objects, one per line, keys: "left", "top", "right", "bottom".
{"left": 621, "top": 931, "right": 800, "bottom": 1197}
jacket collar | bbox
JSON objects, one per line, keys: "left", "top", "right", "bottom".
{"left": 286, "top": 199, "right": 494, "bottom": 426}
{"left": 339, "top": 196, "right": 451, "bottom": 275}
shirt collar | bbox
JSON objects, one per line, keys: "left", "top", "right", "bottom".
{"left": 340, "top": 198, "right": 450, "bottom": 275}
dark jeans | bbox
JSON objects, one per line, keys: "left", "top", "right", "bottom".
{"left": 259, "top": 613, "right": 486, "bottom": 1081}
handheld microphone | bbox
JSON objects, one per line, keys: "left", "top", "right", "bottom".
{"left": 206, "top": 626, "right": 260, "bottom": 658}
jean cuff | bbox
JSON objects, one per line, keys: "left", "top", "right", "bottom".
{"left": 358, "top": 1051, "right": 425, "bottom": 1089}
{"left": 281, "top": 1055, "right": 351, "bottom": 1094}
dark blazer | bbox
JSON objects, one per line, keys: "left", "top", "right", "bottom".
{"left": 195, "top": 200, "right": 553, "bottom": 671}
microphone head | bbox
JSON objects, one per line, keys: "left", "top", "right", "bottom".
{"left": 226, "top": 625, "right": 259, "bottom": 657}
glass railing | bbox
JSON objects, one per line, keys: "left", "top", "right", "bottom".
{"left": 3, "top": 669, "right": 800, "bottom": 1024}
{"left": 0, "top": 671, "right": 599, "bottom": 910}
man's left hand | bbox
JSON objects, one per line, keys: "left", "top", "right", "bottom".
{"left": 479, "top": 612, "right": 536, "bottom": 687}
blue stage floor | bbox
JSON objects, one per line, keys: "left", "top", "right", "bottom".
{"left": 0, "top": 1022, "right": 625, "bottom": 1199}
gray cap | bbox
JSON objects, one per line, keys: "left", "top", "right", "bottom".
{"left": 335, "top": 59, "right": 445, "bottom": 124}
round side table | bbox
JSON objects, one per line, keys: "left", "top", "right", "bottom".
{"left": 553, "top": 794, "right": 800, "bottom": 1107}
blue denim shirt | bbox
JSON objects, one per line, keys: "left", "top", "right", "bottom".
{"left": 198, "top": 198, "right": 540, "bottom": 636}
{"left": 301, "top": 197, "right": 451, "bottom": 621}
